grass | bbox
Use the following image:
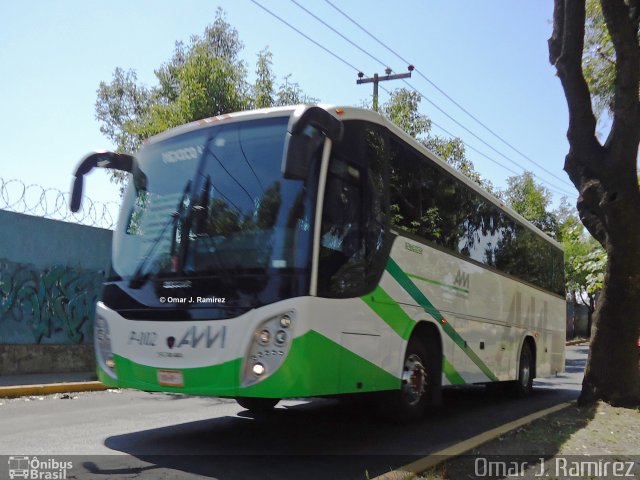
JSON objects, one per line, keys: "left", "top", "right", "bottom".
{"left": 414, "top": 401, "right": 640, "bottom": 479}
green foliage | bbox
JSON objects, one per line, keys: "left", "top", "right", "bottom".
{"left": 500, "top": 171, "right": 559, "bottom": 238}
{"left": 253, "top": 48, "right": 275, "bottom": 109}
{"left": 575, "top": 246, "right": 606, "bottom": 294}
{"left": 583, "top": 0, "right": 616, "bottom": 118}
{"left": 95, "top": 8, "right": 314, "bottom": 186}
{"left": 557, "top": 197, "right": 606, "bottom": 299}
{"left": 275, "top": 74, "right": 318, "bottom": 106}
{"left": 381, "top": 89, "right": 431, "bottom": 139}
{"left": 95, "top": 67, "right": 151, "bottom": 154}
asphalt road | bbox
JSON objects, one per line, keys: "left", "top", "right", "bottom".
{"left": 0, "top": 345, "right": 587, "bottom": 480}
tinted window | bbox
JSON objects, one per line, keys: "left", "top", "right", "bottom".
{"left": 317, "top": 122, "right": 390, "bottom": 297}
{"left": 389, "top": 136, "right": 564, "bottom": 296}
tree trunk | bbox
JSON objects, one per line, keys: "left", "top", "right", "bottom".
{"left": 580, "top": 217, "right": 640, "bottom": 406}
{"left": 587, "top": 292, "right": 595, "bottom": 337}
{"left": 549, "top": 0, "right": 640, "bottom": 406}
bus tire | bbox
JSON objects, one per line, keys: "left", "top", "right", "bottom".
{"left": 235, "top": 397, "right": 280, "bottom": 413}
{"left": 389, "top": 337, "right": 436, "bottom": 422}
{"left": 511, "top": 341, "right": 534, "bottom": 397}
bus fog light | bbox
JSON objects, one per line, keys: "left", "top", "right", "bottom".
{"left": 257, "top": 329, "right": 271, "bottom": 345}
{"left": 243, "top": 310, "right": 295, "bottom": 387}
{"left": 275, "top": 330, "right": 288, "bottom": 346}
{"left": 252, "top": 363, "right": 266, "bottom": 376}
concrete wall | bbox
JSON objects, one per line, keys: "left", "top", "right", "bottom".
{"left": 0, "top": 210, "right": 112, "bottom": 374}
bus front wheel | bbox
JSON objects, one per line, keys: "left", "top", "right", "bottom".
{"left": 235, "top": 397, "right": 280, "bottom": 413}
{"left": 389, "top": 338, "right": 436, "bottom": 421}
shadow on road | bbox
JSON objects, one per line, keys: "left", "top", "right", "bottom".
{"left": 88, "top": 385, "right": 580, "bottom": 479}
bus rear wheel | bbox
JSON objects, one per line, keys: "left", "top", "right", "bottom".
{"left": 235, "top": 397, "right": 280, "bottom": 413}
{"left": 511, "top": 342, "right": 534, "bottom": 397}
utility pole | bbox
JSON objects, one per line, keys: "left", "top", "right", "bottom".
{"left": 357, "top": 65, "right": 414, "bottom": 112}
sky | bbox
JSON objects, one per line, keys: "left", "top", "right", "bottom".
{"left": 0, "top": 1, "right": 576, "bottom": 224}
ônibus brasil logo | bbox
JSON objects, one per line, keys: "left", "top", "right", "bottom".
{"left": 8, "top": 456, "right": 73, "bottom": 479}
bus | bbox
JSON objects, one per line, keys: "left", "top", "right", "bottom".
{"left": 71, "top": 105, "right": 565, "bottom": 420}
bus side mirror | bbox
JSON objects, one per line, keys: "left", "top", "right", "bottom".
{"left": 70, "top": 151, "right": 136, "bottom": 212}
{"left": 282, "top": 106, "right": 343, "bottom": 180}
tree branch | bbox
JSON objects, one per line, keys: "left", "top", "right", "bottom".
{"left": 600, "top": 0, "right": 640, "bottom": 157}
{"left": 549, "top": 1, "right": 602, "bottom": 162}
{"left": 577, "top": 178, "right": 608, "bottom": 246}
{"left": 580, "top": 289, "right": 590, "bottom": 306}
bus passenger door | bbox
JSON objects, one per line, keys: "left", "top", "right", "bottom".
{"left": 317, "top": 122, "right": 392, "bottom": 393}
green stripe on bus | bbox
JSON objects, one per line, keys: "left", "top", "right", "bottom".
{"left": 386, "top": 258, "right": 499, "bottom": 382}
{"left": 439, "top": 321, "right": 499, "bottom": 382}
{"left": 106, "top": 329, "right": 401, "bottom": 398}
{"left": 361, "top": 286, "right": 415, "bottom": 340}
{"left": 243, "top": 329, "right": 401, "bottom": 397}
{"left": 407, "top": 272, "right": 469, "bottom": 294}
{"left": 443, "top": 356, "right": 465, "bottom": 385}
{"left": 362, "top": 286, "right": 466, "bottom": 385}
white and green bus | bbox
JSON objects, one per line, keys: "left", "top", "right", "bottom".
{"left": 71, "top": 105, "right": 565, "bottom": 419}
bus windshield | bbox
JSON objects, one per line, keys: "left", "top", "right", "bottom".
{"left": 113, "top": 116, "right": 314, "bottom": 288}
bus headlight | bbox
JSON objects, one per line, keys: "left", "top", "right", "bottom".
{"left": 94, "top": 314, "right": 117, "bottom": 379}
{"left": 242, "top": 311, "right": 295, "bottom": 386}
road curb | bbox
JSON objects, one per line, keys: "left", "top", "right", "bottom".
{"left": 0, "top": 381, "right": 108, "bottom": 398}
{"left": 372, "top": 401, "right": 574, "bottom": 480}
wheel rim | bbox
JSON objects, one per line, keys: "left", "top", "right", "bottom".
{"left": 520, "top": 353, "right": 531, "bottom": 388}
{"left": 402, "top": 353, "right": 427, "bottom": 406}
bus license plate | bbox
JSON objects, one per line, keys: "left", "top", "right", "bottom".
{"left": 157, "top": 369, "right": 184, "bottom": 387}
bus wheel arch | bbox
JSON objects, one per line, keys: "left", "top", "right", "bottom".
{"left": 408, "top": 321, "right": 443, "bottom": 384}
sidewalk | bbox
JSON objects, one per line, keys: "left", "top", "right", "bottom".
{"left": 0, "top": 371, "right": 107, "bottom": 398}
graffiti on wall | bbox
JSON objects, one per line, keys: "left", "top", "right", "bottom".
{"left": 0, "top": 258, "right": 104, "bottom": 344}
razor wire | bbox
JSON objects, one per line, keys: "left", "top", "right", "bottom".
{"left": 0, "top": 177, "right": 119, "bottom": 229}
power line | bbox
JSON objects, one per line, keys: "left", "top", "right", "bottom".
{"left": 322, "top": 0, "right": 574, "bottom": 191}
{"left": 289, "top": 0, "right": 571, "bottom": 194}
{"left": 399, "top": 79, "right": 574, "bottom": 196}
{"left": 377, "top": 83, "right": 573, "bottom": 197}
{"left": 250, "top": 0, "right": 573, "bottom": 197}
{"left": 289, "top": 0, "right": 388, "bottom": 71}
{"left": 249, "top": 0, "right": 363, "bottom": 75}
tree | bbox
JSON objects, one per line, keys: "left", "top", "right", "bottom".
{"left": 381, "top": 89, "right": 431, "bottom": 139}
{"left": 549, "top": 0, "right": 640, "bottom": 406}
{"left": 253, "top": 49, "right": 275, "bottom": 109}
{"left": 95, "top": 9, "right": 314, "bottom": 187}
{"left": 274, "top": 74, "right": 318, "bottom": 106}
{"left": 583, "top": 0, "right": 618, "bottom": 117}
{"left": 96, "top": 9, "right": 249, "bottom": 158}
{"left": 500, "top": 171, "right": 560, "bottom": 238}
{"left": 558, "top": 198, "right": 605, "bottom": 336}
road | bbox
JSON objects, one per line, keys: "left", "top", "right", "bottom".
{"left": 0, "top": 345, "right": 587, "bottom": 479}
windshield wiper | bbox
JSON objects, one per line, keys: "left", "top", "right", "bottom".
{"left": 128, "top": 180, "right": 192, "bottom": 289}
